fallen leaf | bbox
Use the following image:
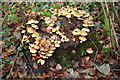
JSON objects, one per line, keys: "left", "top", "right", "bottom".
{"left": 33, "top": 63, "right": 38, "bottom": 69}
{"left": 56, "top": 64, "right": 62, "bottom": 70}
{"left": 82, "top": 68, "right": 94, "bottom": 76}
{"left": 94, "top": 63, "right": 110, "bottom": 75}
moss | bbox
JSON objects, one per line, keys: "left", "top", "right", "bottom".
{"left": 54, "top": 38, "right": 94, "bottom": 68}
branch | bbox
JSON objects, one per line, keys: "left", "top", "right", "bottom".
{"left": 105, "top": 1, "right": 120, "bottom": 54}
{"left": 100, "top": 1, "right": 114, "bottom": 55}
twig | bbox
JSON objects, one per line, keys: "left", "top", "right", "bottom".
{"left": 18, "top": 2, "right": 27, "bottom": 23}
{"left": 88, "top": 36, "right": 99, "bottom": 62}
{"left": 100, "top": 1, "right": 114, "bottom": 55}
{"left": 105, "top": 1, "right": 120, "bottom": 54}
{"left": 88, "top": 36, "right": 99, "bottom": 50}
{"left": 23, "top": 53, "right": 35, "bottom": 77}
{"left": 6, "top": 50, "right": 19, "bottom": 79}
{"left": 0, "top": 2, "right": 13, "bottom": 28}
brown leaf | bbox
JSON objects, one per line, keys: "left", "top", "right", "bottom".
{"left": 33, "top": 63, "right": 38, "bottom": 69}
{"left": 56, "top": 64, "right": 62, "bottom": 70}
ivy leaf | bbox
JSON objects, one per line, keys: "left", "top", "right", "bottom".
{"left": 5, "top": 43, "right": 11, "bottom": 48}
{"left": 19, "top": 52, "right": 24, "bottom": 57}
{"left": 1, "top": 64, "right": 4, "bottom": 69}
{"left": 7, "top": 37, "right": 11, "bottom": 41}
{"left": 6, "top": 59, "right": 10, "bottom": 62}
{"left": 10, "top": 61, "right": 14, "bottom": 64}
{"left": 17, "top": 46, "right": 22, "bottom": 51}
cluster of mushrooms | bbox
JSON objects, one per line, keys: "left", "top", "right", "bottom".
{"left": 21, "top": 6, "right": 94, "bottom": 65}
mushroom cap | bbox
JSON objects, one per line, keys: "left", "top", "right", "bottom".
{"left": 78, "top": 10, "right": 86, "bottom": 14}
{"left": 41, "top": 52, "right": 46, "bottom": 55}
{"left": 30, "top": 47, "right": 37, "bottom": 53}
{"left": 32, "top": 54, "right": 36, "bottom": 56}
{"left": 76, "top": 31, "right": 81, "bottom": 35}
{"left": 81, "top": 28, "right": 90, "bottom": 32}
{"left": 55, "top": 43, "right": 60, "bottom": 47}
{"left": 52, "top": 28, "right": 56, "bottom": 32}
{"left": 26, "top": 19, "right": 35, "bottom": 24}
{"left": 32, "top": 32, "right": 39, "bottom": 37}
{"left": 50, "top": 44, "right": 56, "bottom": 50}
{"left": 45, "top": 19, "right": 52, "bottom": 24}
{"left": 21, "top": 30, "right": 26, "bottom": 33}
{"left": 40, "top": 47, "right": 45, "bottom": 51}
{"left": 74, "top": 28, "right": 80, "bottom": 32}
{"left": 80, "top": 31, "right": 88, "bottom": 36}
{"left": 48, "top": 50, "right": 54, "bottom": 54}
{"left": 86, "top": 48, "right": 93, "bottom": 54}
{"left": 44, "top": 17, "right": 50, "bottom": 21}
{"left": 72, "top": 31, "right": 77, "bottom": 35}
{"left": 34, "top": 45, "right": 40, "bottom": 49}
{"left": 56, "top": 26, "right": 60, "bottom": 31}
{"left": 35, "top": 37, "right": 42, "bottom": 41}
{"left": 27, "top": 27, "right": 35, "bottom": 33}
{"left": 62, "top": 10, "right": 68, "bottom": 15}
{"left": 37, "top": 59, "right": 45, "bottom": 65}
{"left": 65, "top": 38, "right": 69, "bottom": 42}
{"left": 30, "top": 43, "right": 35, "bottom": 47}
{"left": 23, "top": 35, "right": 28, "bottom": 39}
{"left": 73, "top": 38, "right": 76, "bottom": 41}
{"left": 34, "top": 40, "right": 39, "bottom": 45}
{"left": 66, "top": 13, "right": 71, "bottom": 18}
{"left": 46, "top": 53, "right": 52, "bottom": 57}
{"left": 47, "top": 26, "right": 53, "bottom": 30}
{"left": 79, "top": 36, "right": 87, "bottom": 41}
{"left": 49, "top": 23, "right": 54, "bottom": 27}
{"left": 74, "top": 12, "right": 81, "bottom": 17}
{"left": 83, "top": 13, "right": 90, "bottom": 18}
{"left": 26, "top": 19, "right": 38, "bottom": 24}
{"left": 31, "top": 24, "right": 39, "bottom": 29}
{"left": 83, "top": 24, "right": 89, "bottom": 27}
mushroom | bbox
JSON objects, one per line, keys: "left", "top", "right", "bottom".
{"left": 32, "top": 32, "right": 39, "bottom": 37}
{"left": 30, "top": 47, "right": 37, "bottom": 53}
{"left": 52, "top": 28, "right": 56, "bottom": 32}
{"left": 62, "top": 10, "right": 68, "bottom": 16}
{"left": 26, "top": 19, "right": 38, "bottom": 24}
{"left": 42, "top": 55, "right": 48, "bottom": 59}
{"left": 73, "top": 38, "right": 76, "bottom": 41}
{"left": 86, "top": 48, "right": 93, "bottom": 54}
{"left": 83, "top": 13, "right": 90, "bottom": 18}
{"left": 40, "top": 47, "right": 45, "bottom": 51}
{"left": 56, "top": 26, "right": 60, "bottom": 31}
{"left": 46, "top": 53, "right": 52, "bottom": 57}
{"left": 78, "top": 10, "right": 86, "bottom": 14}
{"left": 44, "top": 17, "right": 50, "bottom": 21}
{"left": 48, "top": 50, "right": 54, "bottom": 54}
{"left": 55, "top": 43, "right": 60, "bottom": 47}
{"left": 47, "top": 26, "right": 53, "bottom": 30}
{"left": 79, "top": 36, "right": 87, "bottom": 42}
{"left": 81, "top": 28, "right": 90, "bottom": 32}
{"left": 34, "top": 40, "right": 39, "bottom": 45}
{"left": 21, "top": 30, "right": 26, "bottom": 33}
{"left": 80, "top": 31, "right": 88, "bottom": 36}
{"left": 45, "top": 19, "right": 52, "bottom": 24}
{"left": 34, "top": 45, "right": 40, "bottom": 49}
{"left": 32, "top": 54, "right": 37, "bottom": 56}
{"left": 23, "top": 35, "right": 28, "bottom": 39}
{"left": 37, "top": 59, "right": 45, "bottom": 65}
{"left": 72, "top": 31, "right": 77, "bottom": 35}
{"left": 31, "top": 24, "right": 39, "bottom": 29}
{"left": 50, "top": 44, "right": 56, "bottom": 50}
{"left": 27, "top": 27, "right": 35, "bottom": 33}
{"left": 66, "top": 13, "right": 71, "bottom": 18}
